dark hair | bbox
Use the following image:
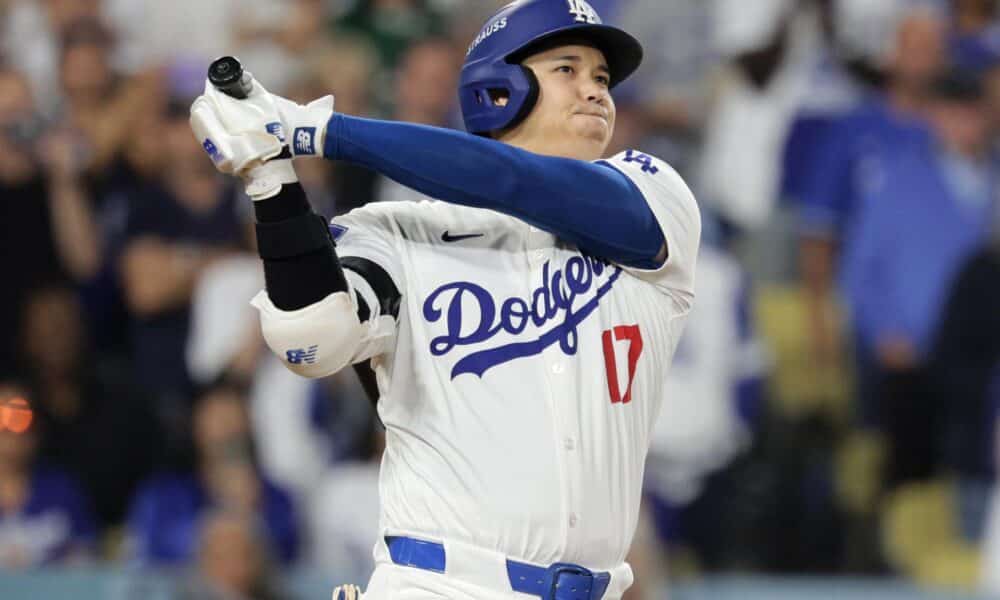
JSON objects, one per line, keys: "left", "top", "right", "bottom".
{"left": 165, "top": 97, "right": 194, "bottom": 121}
{"left": 61, "top": 17, "right": 114, "bottom": 50}
{"left": 929, "top": 69, "right": 984, "bottom": 102}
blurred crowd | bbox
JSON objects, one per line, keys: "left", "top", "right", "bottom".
{"left": 3, "top": 0, "right": 1000, "bottom": 598}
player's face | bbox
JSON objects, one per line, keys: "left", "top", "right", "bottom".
{"left": 504, "top": 44, "right": 616, "bottom": 160}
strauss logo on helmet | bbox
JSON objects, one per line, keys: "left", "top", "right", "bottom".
{"left": 467, "top": 16, "right": 508, "bottom": 56}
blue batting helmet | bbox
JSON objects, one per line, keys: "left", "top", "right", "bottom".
{"left": 459, "top": 0, "right": 643, "bottom": 135}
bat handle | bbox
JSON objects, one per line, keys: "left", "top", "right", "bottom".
{"left": 208, "top": 56, "right": 253, "bottom": 99}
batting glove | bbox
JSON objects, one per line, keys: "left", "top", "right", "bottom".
{"left": 332, "top": 583, "right": 362, "bottom": 600}
{"left": 272, "top": 94, "right": 335, "bottom": 158}
{"left": 189, "top": 76, "right": 296, "bottom": 201}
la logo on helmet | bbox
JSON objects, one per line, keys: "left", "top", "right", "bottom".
{"left": 566, "top": 0, "right": 600, "bottom": 24}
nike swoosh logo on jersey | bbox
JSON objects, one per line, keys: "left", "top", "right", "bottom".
{"left": 441, "top": 231, "right": 484, "bottom": 243}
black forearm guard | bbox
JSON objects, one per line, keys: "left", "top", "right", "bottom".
{"left": 253, "top": 183, "right": 348, "bottom": 311}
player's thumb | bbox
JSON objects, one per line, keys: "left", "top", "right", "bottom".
{"left": 229, "top": 131, "right": 283, "bottom": 174}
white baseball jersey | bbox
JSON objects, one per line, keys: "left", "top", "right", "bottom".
{"left": 326, "top": 149, "right": 700, "bottom": 571}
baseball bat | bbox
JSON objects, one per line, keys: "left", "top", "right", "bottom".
{"left": 208, "top": 56, "right": 253, "bottom": 99}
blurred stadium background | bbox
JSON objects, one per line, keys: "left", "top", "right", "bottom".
{"left": 2, "top": 0, "right": 1000, "bottom": 598}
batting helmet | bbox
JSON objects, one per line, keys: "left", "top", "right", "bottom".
{"left": 459, "top": 0, "right": 643, "bottom": 135}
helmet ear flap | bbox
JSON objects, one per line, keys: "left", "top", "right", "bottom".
{"left": 459, "top": 62, "right": 540, "bottom": 136}
{"left": 504, "top": 65, "right": 540, "bottom": 132}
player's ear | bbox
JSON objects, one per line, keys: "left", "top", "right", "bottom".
{"left": 490, "top": 89, "right": 510, "bottom": 108}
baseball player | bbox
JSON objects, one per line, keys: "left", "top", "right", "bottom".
{"left": 189, "top": 1, "right": 700, "bottom": 598}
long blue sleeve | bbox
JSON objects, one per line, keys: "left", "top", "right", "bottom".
{"left": 324, "top": 114, "right": 664, "bottom": 268}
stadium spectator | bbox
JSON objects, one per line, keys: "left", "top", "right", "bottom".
{"left": 949, "top": 0, "right": 1000, "bottom": 73}
{"left": 184, "top": 254, "right": 317, "bottom": 498}
{"left": 842, "top": 68, "right": 995, "bottom": 486}
{"left": 57, "top": 19, "right": 137, "bottom": 175}
{"left": 696, "top": 0, "right": 804, "bottom": 233}
{"left": 118, "top": 101, "right": 248, "bottom": 449}
{"left": 182, "top": 247, "right": 375, "bottom": 505}
{"left": 616, "top": 0, "right": 717, "bottom": 177}
{"left": 640, "top": 236, "right": 768, "bottom": 573}
{"left": 42, "top": 17, "right": 162, "bottom": 360}
{"left": 179, "top": 510, "right": 287, "bottom": 600}
{"left": 0, "top": 66, "right": 68, "bottom": 376}
{"left": 16, "top": 285, "right": 161, "bottom": 528}
{"left": 645, "top": 241, "right": 767, "bottom": 509}
{"left": 73, "top": 97, "right": 173, "bottom": 362}
{"left": 374, "top": 37, "right": 461, "bottom": 203}
{"left": 307, "top": 426, "right": 383, "bottom": 578}
{"left": 0, "top": 0, "right": 103, "bottom": 115}
{"left": 333, "top": 0, "right": 446, "bottom": 71}
{"left": 280, "top": 36, "right": 381, "bottom": 216}
{"left": 0, "top": 64, "right": 108, "bottom": 370}
{"left": 801, "top": 9, "right": 946, "bottom": 244}
{"left": 0, "top": 383, "right": 96, "bottom": 568}
{"left": 780, "top": 0, "right": 883, "bottom": 215}
{"left": 332, "top": 0, "right": 447, "bottom": 112}
{"left": 103, "top": 0, "right": 325, "bottom": 94}
{"left": 797, "top": 7, "right": 945, "bottom": 401}
{"left": 930, "top": 194, "right": 1000, "bottom": 550}
{"left": 126, "top": 385, "right": 298, "bottom": 566}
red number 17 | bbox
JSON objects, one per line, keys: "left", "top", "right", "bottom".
{"left": 601, "top": 324, "right": 643, "bottom": 404}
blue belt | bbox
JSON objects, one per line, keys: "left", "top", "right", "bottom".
{"left": 386, "top": 536, "right": 611, "bottom": 600}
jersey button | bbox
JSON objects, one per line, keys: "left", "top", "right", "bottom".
{"left": 569, "top": 514, "right": 578, "bottom": 528}
{"left": 532, "top": 250, "right": 545, "bottom": 261}
{"left": 551, "top": 363, "right": 564, "bottom": 374}
{"left": 564, "top": 438, "right": 575, "bottom": 450}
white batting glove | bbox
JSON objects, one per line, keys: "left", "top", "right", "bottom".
{"left": 192, "top": 71, "right": 334, "bottom": 161}
{"left": 273, "top": 94, "right": 335, "bottom": 158}
{"left": 332, "top": 583, "right": 362, "bottom": 600}
{"left": 189, "top": 76, "right": 296, "bottom": 200}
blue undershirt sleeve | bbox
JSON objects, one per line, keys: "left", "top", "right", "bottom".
{"left": 324, "top": 114, "right": 665, "bottom": 268}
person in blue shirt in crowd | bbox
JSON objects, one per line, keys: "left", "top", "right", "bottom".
{"left": 796, "top": 8, "right": 945, "bottom": 421}
{"left": 843, "top": 68, "right": 996, "bottom": 487}
{"left": 949, "top": 0, "right": 1000, "bottom": 74}
{"left": 795, "top": 7, "right": 946, "bottom": 237}
{"left": 0, "top": 383, "right": 96, "bottom": 568}
{"left": 126, "top": 384, "right": 298, "bottom": 566}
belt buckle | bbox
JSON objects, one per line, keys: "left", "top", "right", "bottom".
{"left": 544, "top": 562, "right": 595, "bottom": 600}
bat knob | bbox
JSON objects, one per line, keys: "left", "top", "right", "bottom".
{"left": 208, "top": 56, "right": 252, "bottom": 99}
